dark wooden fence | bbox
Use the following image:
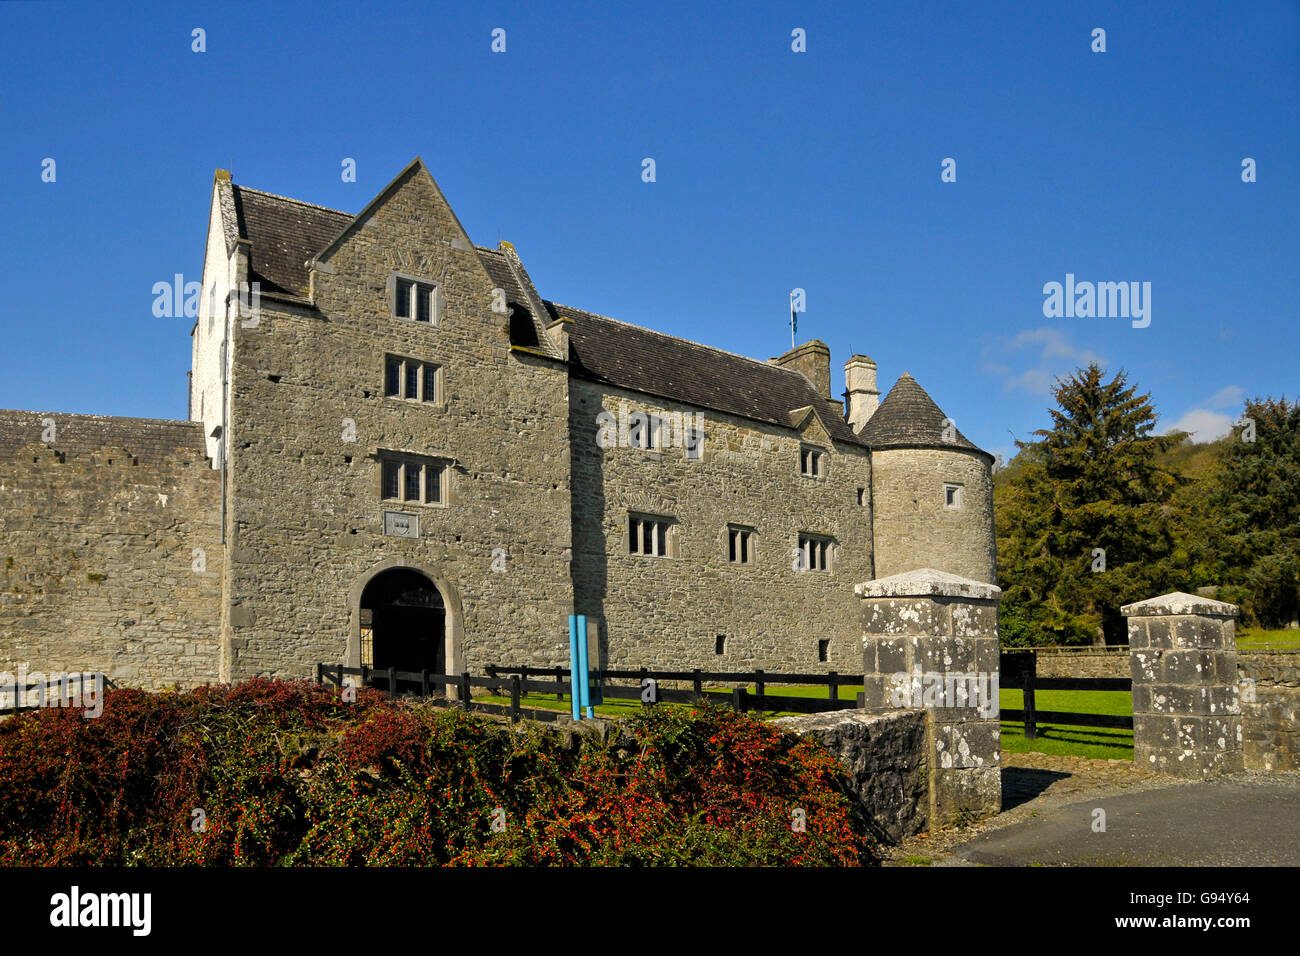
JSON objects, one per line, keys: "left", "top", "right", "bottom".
{"left": 316, "top": 657, "right": 1136, "bottom": 735}
{"left": 315, "top": 663, "right": 863, "bottom": 720}
{"left": 315, "top": 664, "right": 540, "bottom": 722}
{"left": 999, "top": 652, "right": 1133, "bottom": 738}
{"left": 485, "top": 664, "right": 863, "bottom": 715}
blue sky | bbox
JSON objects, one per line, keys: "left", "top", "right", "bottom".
{"left": 1, "top": 0, "right": 1296, "bottom": 464}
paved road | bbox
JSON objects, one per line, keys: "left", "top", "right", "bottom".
{"left": 951, "top": 774, "right": 1300, "bottom": 866}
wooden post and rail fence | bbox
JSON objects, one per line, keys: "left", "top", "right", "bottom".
{"left": 314, "top": 655, "right": 1135, "bottom": 733}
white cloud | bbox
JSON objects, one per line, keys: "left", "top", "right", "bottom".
{"left": 1203, "top": 385, "right": 1245, "bottom": 411}
{"left": 1163, "top": 384, "right": 1246, "bottom": 443}
{"left": 981, "top": 327, "right": 1106, "bottom": 397}
{"left": 1165, "top": 409, "right": 1235, "bottom": 443}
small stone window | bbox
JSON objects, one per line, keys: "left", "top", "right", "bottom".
{"left": 800, "top": 445, "right": 825, "bottom": 478}
{"left": 379, "top": 452, "right": 448, "bottom": 506}
{"left": 628, "top": 412, "right": 662, "bottom": 450}
{"left": 818, "top": 639, "right": 830, "bottom": 663}
{"left": 797, "top": 534, "right": 833, "bottom": 572}
{"left": 857, "top": 487, "right": 866, "bottom": 506}
{"left": 390, "top": 273, "right": 438, "bottom": 325}
{"left": 728, "top": 525, "right": 755, "bottom": 564}
{"left": 629, "top": 513, "right": 675, "bottom": 557}
{"left": 715, "top": 634, "right": 726, "bottom": 656}
{"left": 684, "top": 425, "right": 704, "bottom": 460}
{"left": 384, "top": 354, "right": 442, "bottom": 404}
{"left": 944, "top": 483, "right": 963, "bottom": 511}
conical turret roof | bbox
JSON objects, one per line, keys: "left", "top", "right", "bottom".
{"left": 857, "top": 372, "right": 990, "bottom": 458}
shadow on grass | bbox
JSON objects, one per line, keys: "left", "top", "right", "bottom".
{"left": 1002, "top": 721, "right": 1133, "bottom": 760}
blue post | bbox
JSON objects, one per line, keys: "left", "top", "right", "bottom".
{"left": 576, "top": 615, "right": 593, "bottom": 718}
{"left": 568, "top": 615, "right": 581, "bottom": 721}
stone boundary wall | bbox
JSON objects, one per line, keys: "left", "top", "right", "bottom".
{"left": 775, "top": 709, "right": 928, "bottom": 844}
{"left": 1238, "top": 651, "right": 1300, "bottom": 772}
{"left": 0, "top": 411, "right": 224, "bottom": 689}
{"left": 1027, "top": 646, "right": 1130, "bottom": 679}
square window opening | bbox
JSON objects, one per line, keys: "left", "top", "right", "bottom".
{"left": 944, "top": 483, "right": 964, "bottom": 511}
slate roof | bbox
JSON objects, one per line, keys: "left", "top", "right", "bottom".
{"left": 475, "top": 246, "right": 529, "bottom": 305}
{"left": 214, "top": 172, "right": 991, "bottom": 455}
{"left": 552, "top": 304, "right": 863, "bottom": 445}
{"left": 228, "top": 185, "right": 351, "bottom": 297}
{"left": 856, "top": 372, "right": 989, "bottom": 457}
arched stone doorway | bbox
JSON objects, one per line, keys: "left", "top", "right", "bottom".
{"left": 359, "top": 567, "right": 446, "bottom": 691}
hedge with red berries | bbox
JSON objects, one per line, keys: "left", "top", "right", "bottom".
{"left": 0, "top": 679, "right": 877, "bottom": 866}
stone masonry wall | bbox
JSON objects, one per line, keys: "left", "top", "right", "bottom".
{"left": 775, "top": 709, "right": 928, "bottom": 843}
{"left": 0, "top": 411, "right": 223, "bottom": 688}
{"left": 870, "top": 447, "right": 995, "bottom": 584}
{"left": 221, "top": 165, "right": 575, "bottom": 679}
{"left": 1238, "top": 651, "right": 1300, "bottom": 772}
{"left": 1125, "top": 593, "right": 1244, "bottom": 778}
{"left": 858, "top": 569, "right": 1002, "bottom": 827}
{"left": 1030, "top": 646, "right": 1130, "bottom": 679}
{"left": 569, "top": 379, "right": 873, "bottom": 673}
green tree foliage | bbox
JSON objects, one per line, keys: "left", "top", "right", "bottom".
{"left": 997, "top": 364, "right": 1182, "bottom": 644}
{"left": 1207, "top": 398, "right": 1300, "bottom": 627}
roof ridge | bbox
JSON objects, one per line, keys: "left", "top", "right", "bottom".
{"left": 231, "top": 183, "right": 353, "bottom": 218}
{"left": 547, "top": 301, "right": 819, "bottom": 385}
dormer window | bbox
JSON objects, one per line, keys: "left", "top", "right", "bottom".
{"left": 800, "top": 445, "right": 825, "bottom": 478}
{"left": 390, "top": 274, "right": 437, "bottom": 324}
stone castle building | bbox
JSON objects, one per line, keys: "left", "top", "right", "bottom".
{"left": 0, "top": 159, "right": 996, "bottom": 688}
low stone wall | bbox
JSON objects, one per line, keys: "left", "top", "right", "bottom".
{"left": 776, "top": 709, "right": 928, "bottom": 844}
{"left": 1029, "top": 646, "right": 1129, "bottom": 679}
{"left": 1238, "top": 651, "right": 1300, "bottom": 772}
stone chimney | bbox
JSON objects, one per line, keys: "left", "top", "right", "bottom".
{"left": 844, "top": 355, "right": 879, "bottom": 431}
{"left": 771, "top": 340, "right": 831, "bottom": 399}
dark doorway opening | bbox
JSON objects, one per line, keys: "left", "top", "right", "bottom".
{"left": 359, "top": 567, "right": 445, "bottom": 693}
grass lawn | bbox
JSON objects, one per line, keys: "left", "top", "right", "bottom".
{"left": 1237, "top": 628, "right": 1300, "bottom": 650}
{"left": 1000, "top": 688, "right": 1133, "bottom": 760}
{"left": 473, "top": 691, "right": 651, "bottom": 719}
{"left": 478, "top": 683, "right": 1135, "bottom": 760}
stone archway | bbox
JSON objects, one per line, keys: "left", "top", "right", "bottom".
{"left": 349, "top": 560, "right": 464, "bottom": 694}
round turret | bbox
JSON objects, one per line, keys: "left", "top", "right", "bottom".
{"left": 858, "top": 373, "right": 996, "bottom": 584}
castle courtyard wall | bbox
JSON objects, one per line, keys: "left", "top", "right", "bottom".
{"left": 0, "top": 412, "right": 223, "bottom": 688}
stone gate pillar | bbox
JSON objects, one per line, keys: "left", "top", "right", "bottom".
{"left": 856, "top": 568, "right": 1002, "bottom": 826}
{"left": 1123, "top": 592, "right": 1244, "bottom": 778}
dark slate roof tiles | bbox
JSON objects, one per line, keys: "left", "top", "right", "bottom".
{"left": 553, "top": 304, "right": 864, "bottom": 446}
{"left": 229, "top": 185, "right": 352, "bottom": 297}
{"left": 855, "top": 372, "right": 988, "bottom": 456}
{"left": 218, "top": 177, "right": 987, "bottom": 456}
